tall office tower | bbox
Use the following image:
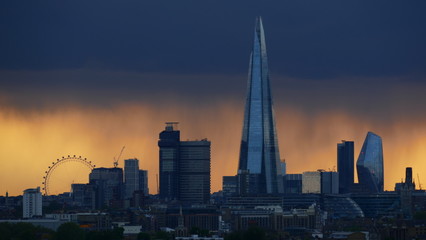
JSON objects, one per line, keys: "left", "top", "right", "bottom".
{"left": 237, "top": 17, "right": 283, "bottom": 194}
{"left": 139, "top": 170, "right": 149, "bottom": 196}
{"left": 89, "top": 167, "right": 123, "bottom": 207}
{"left": 158, "top": 122, "right": 180, "bottom": 201}
{"left": 337, "top": 141, "right": 354, "bottom": 193}
{"left": 124, "top": 159, "right": 140, "bottom": 199}
{"left": 179, "top": 140, "right": 211, "bottom": 203}
{"left": 158, "top": 123, "right": 211, "bottom": 203}
{"left": 23, "top": 187, "right": 42, "bottom": 218}
{"left": 356, "top": 132, "right": 384, "bottom": 193}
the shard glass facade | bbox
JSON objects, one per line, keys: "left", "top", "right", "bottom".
{"left": 238, "top": 17, "right": 283, "bottom": 194}
{"left": 356, "top": 132, "right": 384, "bottom": 193}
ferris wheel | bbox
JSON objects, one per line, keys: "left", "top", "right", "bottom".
{"left": 42, "top": 155, "right": 95, "bottom": 196}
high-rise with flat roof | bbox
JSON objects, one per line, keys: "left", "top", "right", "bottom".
{"left": 158, "top": 122, "right": 180, "bottom": 201}
{"left": 23, "top": 187, "right": 42, "bottom": 218}
{"left": 179, "top": 140, "right": 211, "bottom": 203}
{"left": 124, "top": 159, "right": 140, "bottom": 199}
{"left": 237, "top": 17, "right": 283, "bottom": 194}
{"left": 158, "top": 123, "right": 211, "bottom": 203}
{"left": 337, "top": 141, "right": 354, "bottom": 193}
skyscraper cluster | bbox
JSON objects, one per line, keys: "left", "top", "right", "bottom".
{"left": 221, "top": 17, "right": 386, "bottom": 196}
{"left": 6, "top": 17, "right": 425, "bottom": 239}
{"left": 71, "top": 159, "right": 149, "bottom": 209}
{"left": 337, "top": 132, "right": 384, "bottom": 194}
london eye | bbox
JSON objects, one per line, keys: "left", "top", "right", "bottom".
{"left": 41, "top": 155, "right": 95, "bottom": 196}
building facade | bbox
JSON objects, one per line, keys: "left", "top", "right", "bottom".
{"left": 158, "top": 123, "right": 211, "bottom": 203}
{"left": 337, "top": 141, "right": 354, "bottom": 193}
{"left": 283, "top": 174, "right": 302, "bottom": 194}
{"left": 237, "top": 17, "right": 283, "bottom": 194}
{"left": 321, "top": 171, "right": 339, "bottom": 194}
{"left": 302, "top": 172, "right": 321, "bottom": 194}
{"left": 89, "top": 167, "right": 123, "bottom": 207}
{"left": 139, "top": 170, "right": 149, "bottom": 196}
{"left": 302, "top": 171, "right": 338, "bottom": 194}
{"left": 23, "top": 187, "right": 42, "bottom": 218}
{"left": 356, "top": 132, "right": 384, "bottom": 193}
{"left": 71, "top": 183, "right": 96, "bottom": 209}
{"left": 179, "top": 140, "right": 211, "bottom": 203}
{"left": 222, "top": 176, "right": 238, "bottom": 199}
{"left": 124, "top": 159, "right": 140, "bottom": 199}
{"left": 158, "top": 122, "right": 180, "bottom": 201}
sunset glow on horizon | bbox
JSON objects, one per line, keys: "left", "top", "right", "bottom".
{"left": 1, "top": 100, "right": 425, "bottom": 196}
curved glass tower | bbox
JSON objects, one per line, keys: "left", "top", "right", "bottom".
{"left": 238, "top": 17, "right": 283, "bottom": 194}
{"left": 356, "top": 132, "right": 384, "bottom": 193}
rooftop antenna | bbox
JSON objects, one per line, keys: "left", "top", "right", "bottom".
{"left": 114, "top": 146, "right": 125, "bottom": 168}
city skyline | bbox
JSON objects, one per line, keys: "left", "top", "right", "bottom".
{"left": 1, "top": 1, "right": 426, "bottom": 196}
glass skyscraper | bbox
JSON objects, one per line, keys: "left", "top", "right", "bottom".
{"left": 356, "top": 132, "right": 384, "bottom": 193}
{"left": 238, "top": 17, "right": 283, "bottom": 194}
{"left": 158, "top": 123, "right": 180, "bottom": 201}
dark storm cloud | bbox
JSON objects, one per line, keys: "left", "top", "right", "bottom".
{"left": 0, "top": 70, "right": 247, "bottom": 110}
{"left": 2, "top": 69, "right": 426, "bottom": 126}
{"left": 1, "top": 0, "right": 426, "bottom": 79}
{"left": 1, "top": 0, "right": 426, "bottom": 122}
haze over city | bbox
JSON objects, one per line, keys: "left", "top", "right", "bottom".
{"left": 1, "top": 0, "right": 426, "bottom": 196}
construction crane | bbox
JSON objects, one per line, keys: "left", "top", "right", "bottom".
{"left": 418, "top": 173, "right": 422, "bottom": 190}
{"left": 113, "top": 146, "right": 125, "bottom": 168}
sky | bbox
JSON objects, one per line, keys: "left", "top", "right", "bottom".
{"left": 1, "top": 1, "right": 426, "bottom": 196}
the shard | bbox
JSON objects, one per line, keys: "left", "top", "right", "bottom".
{"left": 356, "top": 132, "right": 384, "bottom": 193}
{"left": 238, "top": 17, "right": 283, "bottom": 194}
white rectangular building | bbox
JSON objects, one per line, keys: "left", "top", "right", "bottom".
{"left": 302, "top": 171, "right": 339, "bottom": 194}
{"left": 23, "top": 187, "right": 42, "bottom": 218}
{"left": 302, "top": 172, "right": 321, "bottom": 193}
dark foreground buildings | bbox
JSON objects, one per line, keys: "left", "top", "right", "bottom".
{"left": 89, "top": 167, "right": 123, "bottom": 208}
{"left": 158, "top": 122, "right": 211, "bottom": 203}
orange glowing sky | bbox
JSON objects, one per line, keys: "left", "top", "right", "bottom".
{"left": 1, "top": 82, "right": 426, "bottom": 196}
